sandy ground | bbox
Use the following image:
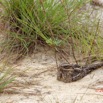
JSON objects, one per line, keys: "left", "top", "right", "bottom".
{"left": 0, "top": 46, "right": 103, "bottom": 103}
{"left": 0, "top": 1, "right": 103, "bottom": 103}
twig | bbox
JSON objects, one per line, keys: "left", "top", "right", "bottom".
{"left": 77, "top": 93, "right": 103, "bottom": 96}
{"left": 60, "top": 0, "right": 78, "bottom": 65}
{"left": 30, "top": 67, "right": 55, "bottom": 78}
{"left": 70, "top": 37, "right": 78, "bottom": 65}
{"left": 55, "top": 48, "right": 70, "bottom": 64}
{"left": 54, "top": 48, "right": 59, "bottom": 68}
{"left": 85, "top": 19, "right": 100, "bottom": 65}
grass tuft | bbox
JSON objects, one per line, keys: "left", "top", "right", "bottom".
{"left": 0, "top": 65, "right": 15, "bottom": 92}
{"left": 0, "top": 0, "right": 103, "bottom": 60}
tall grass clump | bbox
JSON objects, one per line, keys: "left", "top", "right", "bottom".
{"left": 1, "top": 0, "right": 103, "bottom": 59}
{"left": 1, "top": 0, "right": 67, "bottom": 54}
{"left": 0, "top": 66, "right": 14, "bottom": 92}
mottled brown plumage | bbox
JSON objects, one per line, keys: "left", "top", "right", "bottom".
{"left": 57, "top": 62, "right": 103, "bottom": 83}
